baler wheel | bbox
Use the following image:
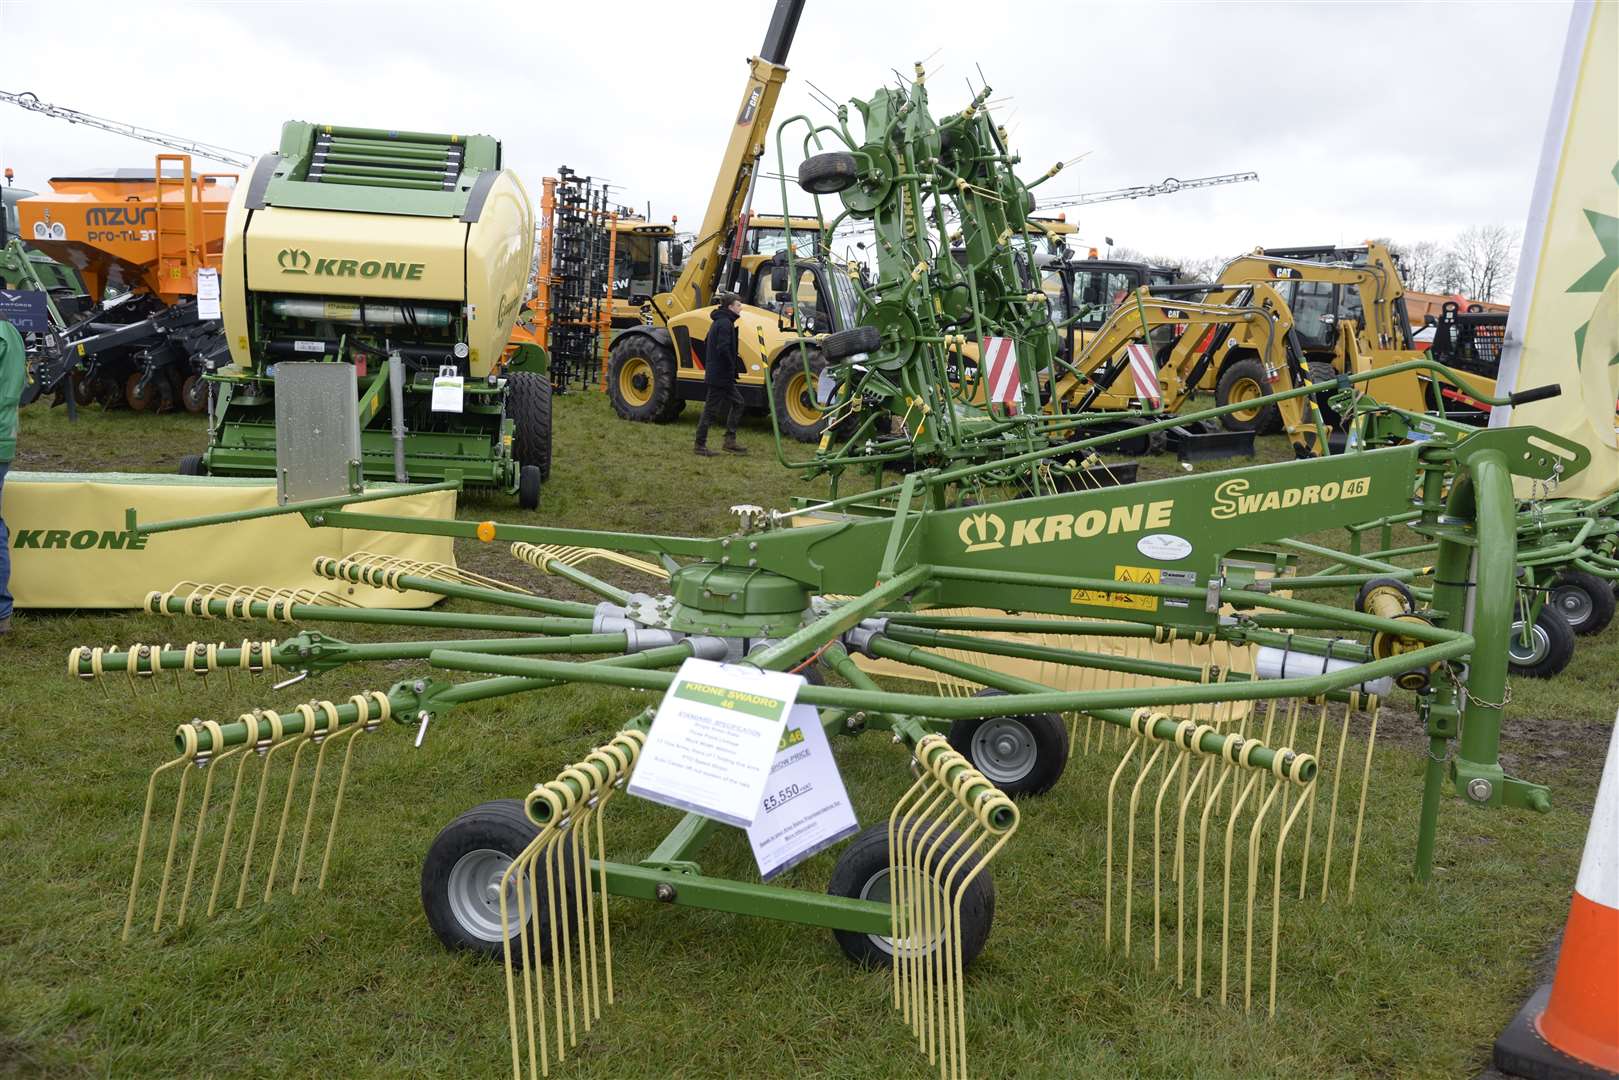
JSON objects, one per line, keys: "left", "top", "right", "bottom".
{"left": 508, "top": 371, "right": 553, "bottom": 481}
{"left": 518, "top": 465, "right": 542, "bottom": 511}
{"left": 177, "top": 453, "right": 205, "bottom": 476}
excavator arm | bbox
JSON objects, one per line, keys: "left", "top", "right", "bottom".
{"left": 1210, "top": 243, "right": 1409, "bottom": 349}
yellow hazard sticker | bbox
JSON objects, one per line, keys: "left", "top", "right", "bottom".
{"left": 1070, "top": 565, "right": 1163, "bottom": 612}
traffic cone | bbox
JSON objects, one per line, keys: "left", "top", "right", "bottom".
{"left": 1494, "top": 711, "right": 1619, "bottom": 1079}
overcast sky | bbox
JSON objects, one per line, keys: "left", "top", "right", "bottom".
{"left": 0, "top": 0, "right": 1572, "bottom": 261}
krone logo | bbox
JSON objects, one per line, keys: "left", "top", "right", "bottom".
{"left": 958, "top": 512, "right": 1006, "bottom": 553}
{"left": 278, "top": 248, "right": 312, "bottom": 274}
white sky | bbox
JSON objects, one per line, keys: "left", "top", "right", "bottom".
{"left": 0, "top": 0, "right": 1572, "bottom": 261}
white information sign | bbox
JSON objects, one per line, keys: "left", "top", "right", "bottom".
{"left": 746, "top": 704, "right": 859, "bottom": 880}
{"left": 430, "top": 365, "right": 465, "bottom": 413}
{"left": 195, "top": 268, "right": 221, "bottom": 320}
{"left": 628, "top": 658, "right": 803, "bottom": 828}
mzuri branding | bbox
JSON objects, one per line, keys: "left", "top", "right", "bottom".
{"left": 958, "top": 499, "right": 1175, "bottom": 554}
{"left": 277, "top": 247, "right": 424, "bottom": 280}
{"left": 1210, "top": 475, "right": 1372, "bottom": 520}
{"left": 12, "top": 528, "right": 149, "bottom": 551}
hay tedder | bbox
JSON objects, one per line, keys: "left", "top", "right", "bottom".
{"left": 66, "top": 49, "right": 1609, "bottom": 1080}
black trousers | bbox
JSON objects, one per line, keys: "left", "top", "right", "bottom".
{"left": 694, "top": 383, "right": 743, "bottom": 445}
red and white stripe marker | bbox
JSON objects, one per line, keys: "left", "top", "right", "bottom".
{"left": 1125, "top": 343, "right": 1162, "bottom": 407}
{"left": 1495, "top": 709, "right": 1619, "bottom": 1078}
{"left": 981, "top": 336, "right": 1021, "bottom": 409}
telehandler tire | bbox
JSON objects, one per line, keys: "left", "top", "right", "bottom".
{"left": 1215, "top": 356, "right": 1279, "bottom": 434}
{"left": 798, "top": 152, "right": 860, "bottom": 195}
{"left": 770, "top": 350, "right": 828, "bottom": 443}
{"left": 508, "top": 370, "right": 554, "bottom": 481}
{"left": 607, "top": 336, "right": 681, "bottom": 423}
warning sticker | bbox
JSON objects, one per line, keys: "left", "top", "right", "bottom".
{"left": 1070, "top": 565, "right": 1168, "bottom": 612}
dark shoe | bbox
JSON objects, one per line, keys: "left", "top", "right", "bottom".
{"left": 694, "top": 445, "right": 717, "bottom": 457}
{"left": 0, "top": 616, "right": 10, "bottom": 635}
{"left": 722, "top": 438, "right": 748, "bottom": 454}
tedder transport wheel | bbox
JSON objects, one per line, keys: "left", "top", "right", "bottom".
{"left": 508, "top": 370, "right": 554, "bottom": 481}
{"left": 177, "top": 453, "right": 205, "bottom": 476}
{"left": 770, "top": 350, "right": 828, "bottom": 443}
{"left": 1507, "top": 603, "right": 1576, "bottom": 679}
{"left": 607, "top": 336, "right": 682, "bottom": 423}
{"left": 826, "top": 822, "right": 996, "bottom": 968}
{"left": 421, "top": 799, "right": 573, "bottom": 962}
{"left": 180, "top": 373, "right": 208, "bottom": 414}
{"left": 946, "top": 688, "right": 1069, "bottom": 798}
{"left": 1548, "top": 569, "right": 1616, "bottom": 636}
{"left": 797, "top": 152, "right": 860, "bottom": 195}
{"left": 518, "top": 465, "right": 542, "bottom": 511}
{"left": 822, "top": 325, "right": 881, "bottom": 362}
{"left": 1215, "top": 357, "right": 1279, "bottom": 435}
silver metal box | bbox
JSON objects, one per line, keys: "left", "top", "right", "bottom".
{"left": 273, "top": 362, "right": 362, "bottom": 505}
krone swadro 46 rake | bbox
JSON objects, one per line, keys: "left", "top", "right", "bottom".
{"left": 76, "top": 411, "right": 1589, "bottom": 1076}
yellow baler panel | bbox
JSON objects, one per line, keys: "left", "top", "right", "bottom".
{"left": 242, "top": 206, "right": 468, "bottom": 301}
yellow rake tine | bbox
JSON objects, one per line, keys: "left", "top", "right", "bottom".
{"left": 316, "top": 724, "right": 366, "bottom": 891}
{"left": 1269, "top": 779, "right": 1315, "bottom": 1016}
{"left": 1319, "top": 702, "right": 1354, "bottom": 902}
{"left": 291, "top": 703, "right": 341, "bottom": 895}
{"left": 1194, "top": 760, "right": 1235, "bottom": 997}
{"left": 1124, "top": 735, "right": 1166, "bottom": 956}
{"left": 177, "top": 738, "right": 241, "bottom": 926}
{"left": 1242, "top": 774, "right": 1284, "bottom": 1012}
{"left": 207, "top": 738, "right": 257, "bottom": 917}
{"left": 888, "top": 770, "right": 931, "bottom": 1015}
{"left": 237, "top": 713, "right": 292, "bottom": 908}
{"left": 264, "top": 723, "right": 317, "bottom": 903}
{"left": 151, "top": 756, "right": 195, "bottom": 933}
{"left": 908, "top": 787, "right": 956, "bottom": 1045}
{"left": 1175, "top": 753, "right": 1214, "bottom": 987}
{"left": 1295, "top": 700, "right": 1334, "bottom": 899}
{"left": 1220, "top": 769, "right": 1262, "bottom": 1006}
{"left": 1152, "top": 741, "right": 1189, "bottom": 968}
{"left": 1348, "top": 700, "right": 1380, "bottom": 899}
{"left": 1104, "top": 720, "right": 1145, "bottom": 949}
{"left": 124, "top": 755, "right": 188, "bottom": 940}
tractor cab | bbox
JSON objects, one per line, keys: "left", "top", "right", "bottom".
{"left": 1042, "top": 257, "right": 1180, "bottom": 363}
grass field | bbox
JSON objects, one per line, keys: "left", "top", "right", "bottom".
{"left": 2, "top": 393, "right": 1614, "bottom": 1079}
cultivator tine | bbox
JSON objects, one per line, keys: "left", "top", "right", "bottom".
{"left": 501, "top": 729, "right": 645, "bottom": 1080}
{"left": 1102, "top": 706, "right": 1322, "bottom": 1014}
{"left": 314, "top": 551, "right": 532, "bottom": 594}
{"left": 510, "top": 542, "right": 670, "bottom": 581}
{"left": 886, "top": 734, "right": 1018, "bottom": 1080}
{"left": 122, "top": 691, "right": 392, "bottom": 938}
{"left": 69, "top": 639, "right": 282, "bottom": 695}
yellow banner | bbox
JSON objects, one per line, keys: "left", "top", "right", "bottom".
{"left": 1495, "top": 0, "right": 1619, "bottom": 500}
{"left": 6, "top": 472, "right": 457, "bottom": 609}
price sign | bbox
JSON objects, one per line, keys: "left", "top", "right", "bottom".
{"left": 746, "top": 705, "right": 858, "bottom": 880}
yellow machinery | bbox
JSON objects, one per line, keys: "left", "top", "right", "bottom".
{"left": 605, "top": 0, "right": 864, "bottom": 442}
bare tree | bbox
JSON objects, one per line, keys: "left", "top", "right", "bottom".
{"left": 1445, "top": 225, "right": 1519, "bottom": 302}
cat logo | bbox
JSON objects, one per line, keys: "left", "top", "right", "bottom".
{"left": 958, "top": 512, "right": 1006, "bottom": 553}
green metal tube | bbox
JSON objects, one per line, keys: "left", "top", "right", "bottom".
{"left": 1453, "top": 450, "right": 1514, "bottom": 776}
{"left": 532, "top": 559, "right": 632, "bottom": 605}
{"left": 318, "top": 564, "right": 599, "bottom": 618}
{"left": 127, "top": 481, "right": 460, "bottom": 537}
{"left": 750, "top": 564, "right": 932, "bottom": 671}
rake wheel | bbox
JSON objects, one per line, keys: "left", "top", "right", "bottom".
{"left": 946, "top": 689, "right": 1069, "bottom": 798}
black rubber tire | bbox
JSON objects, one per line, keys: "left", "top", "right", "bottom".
{"left": 822, "top": 325, "right": 881, "bottom": 362}
{"left": 421, "top": 799, "right": 571, "bottom": 963}
{"left": 1307, "top": 360, "right": 1343, "bottom": 430}
{"left": 770, "top": 350, "right": 826, "bottom": 444}
{"left": 517, "top": 465, "right": 542, "bottom": 510}
{"left": 177, "top": 453, "right": 206, "bottom": 476}
{"left": 1548, "top": 569, "right": 1616, "bottom": 636}
{"left": 1507, "top": 603, "right": 1576, "bottom": 679}
{"left": 1215, "top": 356, "right": 1279, "bottom": 434}
{"left": 826, "top": 822, "right": 996, "bottom": 969}
{"left": 945, "top": 688, "right": 1069, "bottom": 798}
{"left": 798, "top": 152, "right": 860, "bottom": 195}
{"left": 606, "top": 335, "right": 681, "bottom": 423}
{"left": 508, "top": 371, "right": 554, "bottom": 482}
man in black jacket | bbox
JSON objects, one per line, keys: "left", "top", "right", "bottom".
{"left": 694, "top": 292, "right": 748, "bottom": 456}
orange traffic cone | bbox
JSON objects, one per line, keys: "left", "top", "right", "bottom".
{"left": 1494, "top": 712, "right": 1619, "bottom": 1079}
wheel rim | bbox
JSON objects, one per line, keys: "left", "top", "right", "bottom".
{"left": 1551, "top": 584, "right": 1592, "bottom": 628}
{"left": 125, "top": 373, "right": 154, "bottom": 412}
{"left": 1227, "top": 377, "right": 1263, "bottom": 423}
{"left": 783, "top": 370, "right": 822, "bottom": 428}
{"left": 970, "top": 717, "right": 1037, "bottom": 785}
{"left": 617, "top": 356, "right": 654, "bottom": 407}
{"left": 1507, "top": 620, "right": 1550, "bottom": 665}
{"left": 858, "top": 868, "right": 945, "bottom": 958}
{"left": 447, "top": 848, "right": 524, "bottom": 943}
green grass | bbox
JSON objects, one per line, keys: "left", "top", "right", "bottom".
{"left": 1, "top": 394, "right": 1614, "bottom": 1078}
